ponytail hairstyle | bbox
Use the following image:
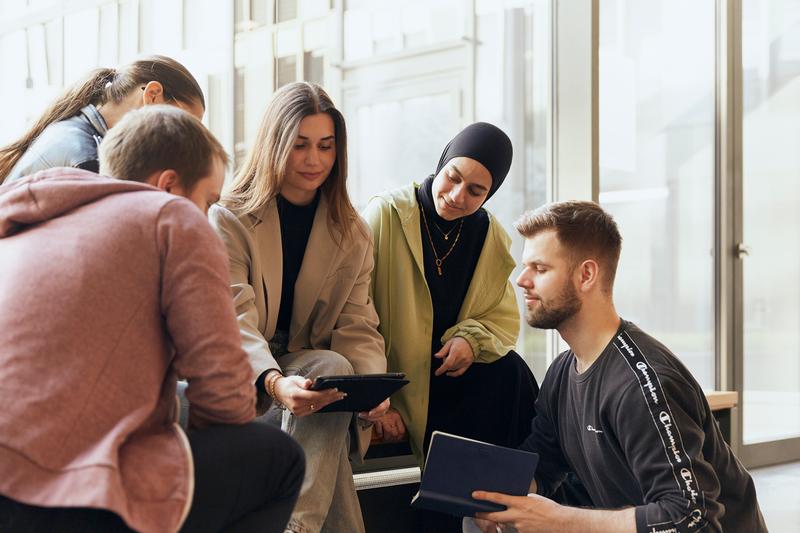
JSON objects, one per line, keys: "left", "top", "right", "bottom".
{"left": 224, "top": 82, "right": 362, "bottom": 244}
{"left": 0, "top": 55, "right": 204, "bottom": 182}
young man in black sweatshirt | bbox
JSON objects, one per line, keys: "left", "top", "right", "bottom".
{"left": 471, "top": 201, "right": 766, "bottom": 533}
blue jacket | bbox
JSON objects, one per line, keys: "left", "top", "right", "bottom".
{"left": 5, "top": 105, "right": 108, "bottom": 183}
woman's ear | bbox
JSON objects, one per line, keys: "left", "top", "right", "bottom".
{"left": 141, "top": 81, "right": 165, "bottom": 105}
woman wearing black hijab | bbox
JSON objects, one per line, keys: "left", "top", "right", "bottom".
{"left": 364, "top": 123, "right": 539, "bottom": 527}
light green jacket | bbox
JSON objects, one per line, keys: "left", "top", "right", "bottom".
{"left": 362, "top": 184, "right": 520, "bottom": 460}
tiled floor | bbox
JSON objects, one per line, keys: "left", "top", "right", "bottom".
{"left": 751, "top": 461, "right": 800, "bottom": 532}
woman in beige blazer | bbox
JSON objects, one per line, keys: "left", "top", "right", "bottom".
{"left": 209, "top": 82, "right": 388, "bottom": 533}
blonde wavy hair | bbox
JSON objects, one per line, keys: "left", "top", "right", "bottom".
{"left": 223, "top": 82, "right": 361, "bottom": 243}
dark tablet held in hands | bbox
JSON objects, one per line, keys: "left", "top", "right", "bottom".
{"left": 310, "top": 373, "right": 409, "bottom": 413}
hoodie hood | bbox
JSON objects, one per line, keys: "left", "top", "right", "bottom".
{"left": 0, "top": 168, "right": 157, "bottom": 238}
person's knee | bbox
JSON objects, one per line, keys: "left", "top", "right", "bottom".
{"left": 251, "top": 423, "right": 305, "bottom": 495}
{"left": 497, "top": 350, "right": 525, "bottom": 369}
{"left": 309, "top": 350, "right": 354, "bottom": 377}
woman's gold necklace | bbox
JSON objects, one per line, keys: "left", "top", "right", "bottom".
{"left": 420, "top": 206, "right": 463, "bottom": 276}
{"left": 433, "top": 221, "right": 458, "bottom": 241}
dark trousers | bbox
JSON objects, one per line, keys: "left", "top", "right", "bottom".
{"left": 418, "top": 350, "right": 540, "bottom": 533}
{"left": 423, "top": 350, "right": 539, "bottom": 454}
{"left": 0, "top": 422, "right": 305, "bottom": 533}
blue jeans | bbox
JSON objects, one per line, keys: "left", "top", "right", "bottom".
{"left": 264, "top": 349, "right": 365, "bottom": 533}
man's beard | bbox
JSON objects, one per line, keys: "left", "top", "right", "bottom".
{"left": 525, "top": 281, "right": 582, "bottom": 330}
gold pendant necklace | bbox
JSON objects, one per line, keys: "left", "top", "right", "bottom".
{"left": 420, "top": 206, "right": 463, "bottom": 276}
{"left": 433, "top": 221, "right": 457, "bottom": 241}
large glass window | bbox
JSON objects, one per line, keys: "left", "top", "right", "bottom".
{"left": 1, "top": 0, "right": 551, "bottom": 381}
{"left": 742, "top": 0, "right": 800, "bottom": 445}
{"left": 346, "top": 87, "right": 460, "bottom": 208}
{"left": 140, "top": 0, "right": 181, "bottom": 53}
{"left": 276, "top": 0, "right": 298, "bottom": 23}
{"left": 599, "top": 0, "right": 716, "bottom": 388}
{"left": 44, "top": 18, "right": 63, "bottom": 86}
{"left": 303, "top": 50, "right": 324, "bottom": 85}
{"left": 275, "top": 55, "right": 297, "bottom": 87}
{"left": 339, "top": 0, "right": 550, "bottom": 375}
{"left": 63, "top": 8, "right": 99, "bottom": 83}
{"left": 235, "top": 0, "right": 270, "bottom": 30}
{"left": 4, "top": 0, "right": 800, "bottom": 462}
{"left": 234, "top": 67, "right": 247, "bottom": 164}
{"left": 0, "top": 30, "right": 28, "bottom": 146}
{"left": 98, "top": 3, "right": 119, "bottom": 65}
{"left": 475, "top": 0, "right": 550, "bottom": 376}
{"left": 234, "top": 0, "right": 331, "bottom": 159}
{"left": 118, "top": 0, "right": 139, "bottom": 60}
{"left": 343, "top": 0, "right": 464, "bottom": 62}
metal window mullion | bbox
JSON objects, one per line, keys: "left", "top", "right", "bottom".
{"left": 547, "top": 0, "right": 598, "bottom": 365}
{"left": 465, "top": 0, "right": 476, "bottom": 123}
{"left": 714, "top": 0, "right": 743, "bottom": 453}
{"left": 297, "top": 19, "right": 304, "bottom": 82}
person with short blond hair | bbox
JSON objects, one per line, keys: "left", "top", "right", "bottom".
{"left": 0, "top": 105, "right": 304, "bottom": 533}
{"left": 470, "top": 201, "right": 766, "bottom": 533}
{"left": 99, "top": 105, "right": 228, "bottom": 215}
{"left": 99, "top": 103, "right": 227, "bottom": 184}
{"left": 514, "top": 200, "right": 622, "bottom": 292}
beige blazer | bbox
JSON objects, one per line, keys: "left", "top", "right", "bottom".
{"left": 209, "top": 194, "right": 386, "bottom": 455}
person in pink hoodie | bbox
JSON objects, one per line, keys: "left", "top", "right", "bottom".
{"left": 0, "top": 106, "right": 305, "bottom": 533}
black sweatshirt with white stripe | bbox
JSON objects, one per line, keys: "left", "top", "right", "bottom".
{"left": 520, "top": 321, "right": 767, "bottom": 533}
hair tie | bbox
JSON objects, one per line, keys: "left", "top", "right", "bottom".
{"left": 105, "top": 69, "right": 117, "bottom": 88}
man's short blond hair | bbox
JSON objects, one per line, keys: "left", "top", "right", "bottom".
{"left": 99, "top": 105, "right": 228, "bottom": 191}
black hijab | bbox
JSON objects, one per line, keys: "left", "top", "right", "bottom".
{"left": 415, "top": 122, "right": 513, "bottom": 357}
{"left": 432, "top": 121, "right": 513, "bottom": 200}
{"left": 417, "top": 122, "right": 513, "bottom": 232}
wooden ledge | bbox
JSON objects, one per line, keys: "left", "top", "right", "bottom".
{"left": 369, "top": 391, "right": 739, "bottom": 446}
{"left": 705, "top": 390, "right": 738, "bottom": 411}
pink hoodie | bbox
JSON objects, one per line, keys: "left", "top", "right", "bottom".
{"left": 0, "top": 169, "right": 256, "bottom": 532}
